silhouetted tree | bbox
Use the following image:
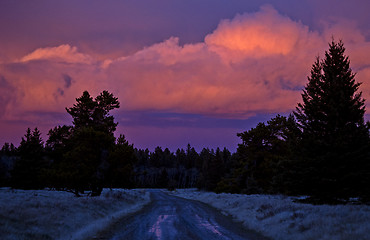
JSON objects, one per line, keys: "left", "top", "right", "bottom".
{"left": 133, "top": 145, "right": 203, "bottom": 189}
{"left": 63, "top": 127, "right": 115, "bottom": 196}
{"left": 150, "top": 147, "right": 164, "bottom": 168}
{"left": 204, "top": 148, "right": 224, "bottom": 191}
{"left": 294, "top": 40, "right": 370, "bottom": 201}
{"left": 135, "top": 148, "right": 150, "bottom": 166}
{"left": 176, "top": 148, "right": 186, "bottom": 167}
{"left": 106, "top": 134, "right": 137, "bottom": 188}
{"left": 46, "top": 126, "right": 73, "bottom": 162}
{"left": 196, "top": 148, "right": 212, "bottom": 189}
{"left": 184, "top": 144, "right": 198, "bottom": 169}
{"left": 0, "top": 142, "right": 17, "bottom": 186}
{"left": 1, "top": 142, "right": 16, "bottom": 155}
{"left": 0, "top": 160, "right": 6, "bottom": 186}
{"left": 233, "top": 115, "right": 301, "bottom": 194}
{"left": 49, "top": 90, "right": 120, "bottom": 196}
{"left": 66, "top": 90, "right": 119, "bottom": 134}
{"left": 11, "top": 128, "right": 47, "bottom": 189}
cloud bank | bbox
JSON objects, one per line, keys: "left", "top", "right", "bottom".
{"left": 1, "top": 5, "right": 369, "bottom": 127}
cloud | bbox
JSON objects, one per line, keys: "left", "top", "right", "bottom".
{"left": 0, "top": 59, "right": 104, "bottom": 123}
{"left": 20, "top": 44, "right": 94, "bottom": 64}
{"left": 1, "top": 5, "right": 370, "bottom": 127}
{"left": 105, "top": 5, "right": 326, "bottom": 117}
{"left": 205, "top": 5, "right": 320, "bottom": 59}
{"left": 0, "top": 75, "right": 16, "bottom": 118}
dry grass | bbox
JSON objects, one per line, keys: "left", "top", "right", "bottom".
{"left": 0, "top": 188, "right": 150, "bottom": 240}
{"left": 171, "top": 189, "right": 370, "bottom": 240}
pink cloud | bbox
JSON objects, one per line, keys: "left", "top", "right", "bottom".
{"left": 20, "top": 44, "right": 94, "bottom": 64}
{"left": 205, "top": 5, "right": 322, "bottom": 60}
{"left": 104, "top": 5, "right": 326, "bottom": 117}
{"left": 1, "top": 5, "right": 369, "bottom": 126}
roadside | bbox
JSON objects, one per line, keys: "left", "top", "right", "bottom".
{"left": 0, "top": 188, "right": 150, "bottom": 240}
{"left": 169, "top": 189, "right": 370, "bottom": 240}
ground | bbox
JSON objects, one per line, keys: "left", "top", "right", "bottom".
{"left": 1, "top": 188, "right": 369, "bottom": 240}
{"left": 169, "top": 189, "right": 370, "bottom": 240}
{"left": 0, "top": 188, "right": 150, "bottom": 240}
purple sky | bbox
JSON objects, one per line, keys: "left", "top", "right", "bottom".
{"left": 1, "top": 0, "right": 370, "bottom": 152}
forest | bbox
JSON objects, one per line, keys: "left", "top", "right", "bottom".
{"left": 1, "top": 40, "right": 369, "bottom": 203}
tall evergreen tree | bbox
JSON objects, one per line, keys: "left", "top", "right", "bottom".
{"left": 49, "top": 90, "right": 120, "bottom": 196}
{"left": 66, "top": 90, "right": 119, "bottom": 134}
{"left": 11, "top": 128, "right": 47, "bottom": 189}
{"left": 204, "top": 148, "right": 224, "bottom": 191}
{"left": 295, "top": 40, "right": 367, "bottom": 149}
{"left": 294, "top": 40, "right": 370, "bottom": 201}
{"left": 106, "top": 134, "right": 137, "bottom": 188}
{"left": 234, "top": 115, "right": 301, "bottom": 194}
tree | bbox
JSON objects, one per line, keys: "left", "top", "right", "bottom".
{"left": 1, "top": 142, "right": 16, "bottom": 155}
{"left": 196, "top": 148, "right": 212, "bottom": 189}
{"left": 233, "top": 115, "right": 301, "bottom": 194}
{"left": 62, "top": 127, "right": 115, "bottom": 196}
{"left": 49, "top": 90, "right": 120, "bottom": 196}
{"left": 0, "top": 160, "right": 6, "bottom": 186}
{"left": 176, "top": 148, "right": 187, "bottom": 168}
{"left": 0, "top": 142, "right": 17, "bottom": 186}
{"left": 150, "top": 147, "right": 164, "bottom": 168}
{"left": 11, "top": 128, "right": 47, "bottom": 189}
{"left": 294, "top": 40, "right": 370, "bottom": 201}
{"left": 46, "top": 126, "right": 73, "bottom": 162}
{"left": 204, "top": 148, "right": 224, "bottom": 191}
{"left": 106, "top": 134, "right": 137, "bottom": 188}
{"left": 66, "top": 90, "right": 119, "bottom": 134}
{"left": 185, "top": 144, "right": 198, "bottom": 169}
{"left": 295, "top": 40, "right": 367, "bottom": 150}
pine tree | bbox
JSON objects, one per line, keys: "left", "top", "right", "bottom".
{"left": 49, "top": 90, "right": 120, "bottom": 196}
{"left": 294, "top": 40, "right": 370, "bottom": 201}
{"left": 106, "top": 134, "right": 137, "bottom": 188}
{"left": 66, "top": 90, "right": 119, "bottom": 134}
{"left": 11, "top": 128, "right": 47, "bottom": 189}
{"left": 295, "top": 40, "right": 366, "bottom": 148}
{"left": 205, "top": 148, "right": 224, "bottom": 191}
{"left": 235, "top": 115, "right": 301, "bottom": 194}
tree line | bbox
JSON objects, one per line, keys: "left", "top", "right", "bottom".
{"left": 0, "top": 90, "right": 235, "bottom": 196}
{"left": 0, "top": 40, "right": 369, "bottom": 203}
{"left": 133, "top": 145, "right": 234, "bottom": 190}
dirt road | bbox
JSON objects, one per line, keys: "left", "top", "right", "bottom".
{"left": 94, "top": 189, "right": 269, "bottom": 240}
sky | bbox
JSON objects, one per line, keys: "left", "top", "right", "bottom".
{"left": 1, "top": 0, "right": 370, "bottom": 152}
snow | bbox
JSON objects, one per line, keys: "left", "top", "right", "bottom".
{"left": 0, "top": 188, "right": 150, "bottom": 240}
{"left": 170, "top": 189, "right": 370, "bottom": 240}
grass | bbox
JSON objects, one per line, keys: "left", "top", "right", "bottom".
{"left": 170, "top": 189, "right": 370, "bottom": 240}
{"left": 0, "top": 188, "right": 150, "bottom": 240}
